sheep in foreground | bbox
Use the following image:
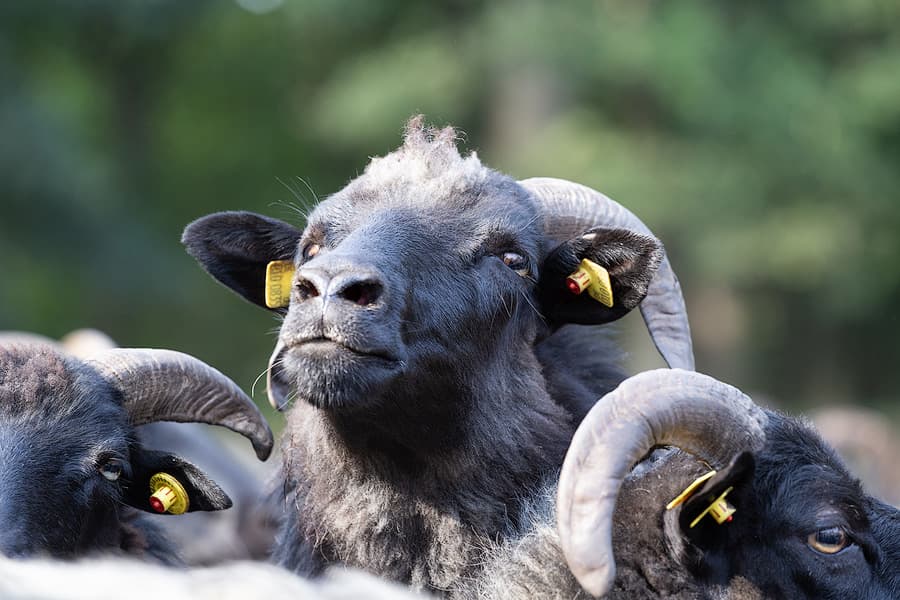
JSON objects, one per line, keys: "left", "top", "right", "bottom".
{"left": 0, "top": 556, "right": 427, "bottom": 600}
{"left": 182, "top": 116, "right": 694, "bottom": 594}
{"left": 0, "top": 337, "right": 273, "bottom": 563}
{"left": 555, "top": 369, "right": 900, "bottom": 598}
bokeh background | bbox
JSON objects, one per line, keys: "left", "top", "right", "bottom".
{"left": 1, "top": 1, "right": 898, "bottom": 433}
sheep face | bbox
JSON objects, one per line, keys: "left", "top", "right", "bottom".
{"left": 678, "top": 414, "right": 900, "bottom": 599}
{"left": 0, "top": 350, "right": 130, "bottom": 556}
{"left": 276, "top": 159, "right": 548, "bottom": 415}
{"left": 183, "top": 119, "right": 664, "bottom": 428}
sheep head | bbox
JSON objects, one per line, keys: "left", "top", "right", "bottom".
{"left": 557, "top": 369, "right": 900, "bottom": 598}
{"left": 182, "top": 117, "right": 692, "bottom": 439}
{"left": 0, "top": 340, "right": 272, "bottom": 559}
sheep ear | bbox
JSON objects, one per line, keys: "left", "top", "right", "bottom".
{"left": 124, "top": 448, "right": 232, "bottom": 513}
{"left": 182, "top": 211, "right": 302, "bottom": 311}
{"left": 678, "top": 452, "right": 755, "bottom": 544}
{"left": 538, "top": 227, "right": 663, "bottom": 326}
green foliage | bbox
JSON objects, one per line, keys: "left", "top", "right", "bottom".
{"left": 1, "top": 0, "right": 898, "bottom": 412}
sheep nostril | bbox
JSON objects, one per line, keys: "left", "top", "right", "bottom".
{"left": 339, "top": 281, "right": 383, "bottom": 306}
{"left": 295, "top": 279, "right": 320, "bottom": 302}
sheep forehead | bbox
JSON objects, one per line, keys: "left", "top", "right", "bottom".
{"left": 0, "top": 348, "right": 119, "bottom": 422}
{"left": 361, "top": 118, "right": 490, "bottom": 193}
{"left": 0, "top": 348, "right": 78, "bottom": 415}
{"left": 753, "top": 419, "right": 869, "bottom": 529}
{"left": 311, "top": 131, "right": 541, "bottom": 251}
{"left": 358, "top": 147, "right": 490, "bottom": 203}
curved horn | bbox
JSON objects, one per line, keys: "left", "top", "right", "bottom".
{"left": 87, "top": 349, "right": 274, "bottom": 461}
{"left": 520, "top": 177, "right": 694, "bottom": 370}
{"left": 556, "top": 368, "right": 766, "bottom": 597}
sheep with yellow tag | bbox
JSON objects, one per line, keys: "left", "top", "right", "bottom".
{"left": 0, "top": 335, "right": 273, "bottom": 564}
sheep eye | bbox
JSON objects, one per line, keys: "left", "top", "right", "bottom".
{"left": 302, "top": 243, "right": 321, "bottom": 260}
{"left": 807, "top": 527, "right": 849, "bottom": 554}
{"left": 98, "top": 459, "right": 124, "bottom": 482}
{"left": 500, "top": 252, "right": 529, "bottom": 276}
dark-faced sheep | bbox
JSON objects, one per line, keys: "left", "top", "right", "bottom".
{"left": 555, "top": 369, "right": 900, "bottom": 599}
{"left": 52, "top": 328, "right": 280, "bottom": 564}
{"left": 0, "top": 337, "right": 273, "bottom": 563}
{"left": 181, "top": 116, "right": 693, "bottom": 594}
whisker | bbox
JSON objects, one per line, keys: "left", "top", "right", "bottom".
{"left": 272, "top": 177, "right": 314, "bottom": 220}
{"left": 516, "top": 213, "right": 542, "bottom": 234}
{"left": 519, "top": 290, "right": 545, "bottom": 321}
{"left": 278, "top": 388, "right": 298, "bottom": 412}
{"left": 251, "top": 363, "right": 272, "bottom": 398}
{"left": 295, "top": 176, "right": 319, "bottom": 205}
{"left": 489, "top": 298, "right": 500, "bottom": 331}
{"left": 499, "top": 293, "right": 512, "bottom": 319}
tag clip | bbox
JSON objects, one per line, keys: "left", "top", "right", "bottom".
{"left": 566, "top": 259, "right": 614, "bottom": 307}
{"left": 149, "top": 472, "right": 189, "bottom": 515}
{"left": 667, "top": 470, "right": 737, "bottom": 528}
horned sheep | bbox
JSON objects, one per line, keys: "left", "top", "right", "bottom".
{"left": 0, "top": 335, "right": 273, "bottom": 563}
{"left": 181, "top": 116, "right": 694, "bottom": 595}
{"left": 554, "top": 369, "right": 900, "bottom": 599}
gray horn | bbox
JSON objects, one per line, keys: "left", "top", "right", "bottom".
{"left": 520, "top": 177, "right": 694, "bottom": 370}
{"left": 556, "top": 368, "right": 767, "bottom": 597}
{"left": 87, "top": 349, "right": 274, "bottom": 461}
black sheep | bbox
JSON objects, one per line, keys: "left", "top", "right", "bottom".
{"left": 181, "top": 116, "right": 693, "bottom": 593}
{"left": 0, "top": 337, "right": 273, "bottom": 563}
{"left": 556, "top": 369, "right": 900, "bottom": 599}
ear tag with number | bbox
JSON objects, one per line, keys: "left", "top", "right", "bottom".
{"left": 149, "top": 472, "right": 189, "bottom": 515}
{"left": 566, "top": 258, "right": 614, "bottom": 307}
{"left": 265, "top": 260, "right": 295, "bottom": 309}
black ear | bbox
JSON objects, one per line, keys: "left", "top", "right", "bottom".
{"left": 538, "top": 227, "right": 663, "bottom": 326}
{"left": 182, "top": 211, "right": 302, "bottom": 311}
{"left": 679, "top": 452, "right": 756, "bottom": 546}
{"left": 124, "top": 448, "right": 232, "bottom": 513}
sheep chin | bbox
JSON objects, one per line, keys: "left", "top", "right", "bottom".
{"left": 282, "top": 343, "right": 404, "bottom": 412}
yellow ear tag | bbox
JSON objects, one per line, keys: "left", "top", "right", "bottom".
{"left": 148, "top": 472, "right": 189, "bottom": 515}
{"left": 666, "top": 470, "right": 717, "bottom": 510}
{"left": 265, "top": 260, "right": 295, "bottom": 309}
{"left": 689, "top": 486, "right": 736, "bottom": 528}
{"left": 566, "top": 259, "right": 614, "bottom": 307}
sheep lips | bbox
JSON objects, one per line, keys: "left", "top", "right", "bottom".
{"left": 276, "top": 335, "right": 406, "bottom": 412}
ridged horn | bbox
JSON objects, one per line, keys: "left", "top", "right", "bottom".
{"left": 87, "top": 349, "right": 274, "bottom": 461}
{"left": 520, "top": 177, "right": 694, "bottom": 370}
{"left": 556, "top": 368, "right": 767, "bottom": 597}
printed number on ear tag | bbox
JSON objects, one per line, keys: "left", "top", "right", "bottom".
{"left": 265, "top": 260, "right": 295, "bottom": 309}
{"left": 148, "top": 472, "right": 189, "bottom": 515}
{"left": 566, "top": 259, "right": 614, "bottom": 308}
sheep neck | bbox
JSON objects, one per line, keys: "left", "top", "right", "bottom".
{"left": 280, "top": 358, "right": 574, "bottom": 592}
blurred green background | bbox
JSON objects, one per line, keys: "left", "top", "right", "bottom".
{"left": 1, "top": 0, "right": 898, "bottom": 423}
